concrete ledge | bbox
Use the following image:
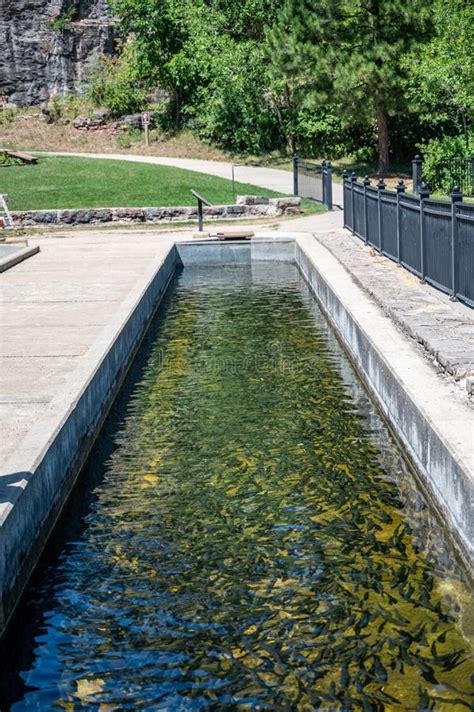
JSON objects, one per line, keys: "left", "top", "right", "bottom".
{"left": 176, "top": 238, "right": 295, "bottom": 266}
{"left": 0, "top": 245, "right": 39, "bottom": 272}
{"left": 295, "top": 236, "right": 473, "bottom": 565}
{"left": 0, "top": 244, "right": 177, "bottom": 631}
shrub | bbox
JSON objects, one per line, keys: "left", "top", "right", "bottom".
{"left": 86, "top": 50, "right": 148, "bottom": 117}
{"left": 115, "top": 133, "right": 132, "bottom": 149}
{"left": 115, "top": 127, "right": 143, "bottom": 149}
{"left": 48, "top": 6, "right": 77, "bottom": 32}
{"left": 421, "top": 133, "right": 473, "bottom": 192}
{"left": 292, "top": 108, "right": 374, "bottom": 160}
{"left": 44, "top": 95, "right": 93, "bottom": 123}
{"left": 0, "top": 151, "right": 22, "bottom": 166}
{"left": 191, "top": 44, "right": 281, "bottom": 154}
{"left": 0, "top": 106, "right": 21, "bottom": 126}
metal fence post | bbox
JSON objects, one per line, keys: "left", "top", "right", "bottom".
{"left": 325, "top": 161, "right": 333, "bottom": 210}
{"left": 321, "top": 160, "right": 326, "bottom": 205}
{"left": 412, "top": 155, "right": 423, "bottom": 195}
{"left": 197, "top": 198, "right": 204, "bottom": 231}
{"left": 395, "top": 180, "right": 406, "bottom": 265}
{"left": 377, "top": 177, "right": 386, "bottom": 253}
{"left": 363, "top": 176, "right": 370, "bottom": 244}
{"left": 191, "top": 189, "right": 211, "bottom": 232}
{"left": 419, "top": 182, "right": 430, "bottom": 282}
{"left": 293, "top": 155, "right": 299, "bottom": 196}
{"left": 450, "top": 185, "right": 463, "bottom": 300}
{"left": 350, "top": 172, "right": 357, "bottom": 234}
{"left": 342, "top": 170, "right": 348, "bottom": 228}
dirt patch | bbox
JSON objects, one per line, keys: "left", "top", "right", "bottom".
{"left": 0, "top": 117, "right": 231, "bottom": 161}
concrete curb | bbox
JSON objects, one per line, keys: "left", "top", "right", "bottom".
{"left": 0, "top": 245, "right": 39, "bottom": 273}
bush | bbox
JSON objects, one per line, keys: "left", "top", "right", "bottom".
{"left": 115, "top": 127, "right": 143, "bottom": 149}
{"left": 421, "top": 133, "right": 473, "bottom": 192}
{"left": 115, "top": 133, "right": 132, "bottom": 149}
{"left": 87, "top": 51, "right": 148, "bottom": 117}
{"left": 0, "top": 151, "right": 22, "bottom": 167}
{"left": 0, "top": 106, "right": 21, "bottom": 126}
{"left": 44, "top": 95, "right": 93, "bottom": 123}
{"left": 193, "top": 83, "right": 280, "bottom": 155}
{"left": 48, "top": 6, "right": 77, "bottom": 32}
{"left": 291, "top": 108, "right": 374, "bottom": 160}
{"left": 191, "top": 44, "right": 282, "bottom": 154}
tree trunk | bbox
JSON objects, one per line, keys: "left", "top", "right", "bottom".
{"left": 461, "top": 111, "right": 469, "bottom": 151}
{"left": 376, "top": 104, "right": 389, "bottom": 175}
{"left": 272, "top": 85, "right": 297, "bottom": 155}
{"left": 172, "top": 87, "right": 181, "bottom": 131}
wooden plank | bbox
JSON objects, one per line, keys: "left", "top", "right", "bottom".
{"left": 216, "top": 230, "right": 255, "bottom": 240}
{"left": 5, "top": 150, "right": 37, "bottom": 164}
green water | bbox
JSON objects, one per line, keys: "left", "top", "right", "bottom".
{"left": 2, "top": 264, "right": 473, "bottom": 710}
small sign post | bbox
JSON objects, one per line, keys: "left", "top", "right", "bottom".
{"left": 141, "top": 111, "right": 150, "bottom": 147}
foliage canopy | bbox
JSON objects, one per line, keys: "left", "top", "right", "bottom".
{"left": 100, "top": 0, "right": 473, "bottom": 170}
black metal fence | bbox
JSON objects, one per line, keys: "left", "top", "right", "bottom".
{"left": 343, "top": 173, "right": 474, "bottom": 307}
{"left": 413, "top": 154, "right": 474, "bottom": 196}
{"left": 293, "top": 157, "right": 333, "bottom": 209}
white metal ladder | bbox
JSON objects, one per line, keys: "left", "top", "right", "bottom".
{"left": 0, "top": 193, "right": 13, "bottom": 228}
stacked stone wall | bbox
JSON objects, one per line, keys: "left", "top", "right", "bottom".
{"left": 10, "top": 196, "right": 302, "bottom": 227}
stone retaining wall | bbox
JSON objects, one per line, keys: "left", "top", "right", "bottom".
{"left": 11, "top": 196, "right": 301, "bottom": 228}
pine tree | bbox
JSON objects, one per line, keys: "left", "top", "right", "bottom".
{"left": 267, "top": 0, "right": 432, "bottom": 173}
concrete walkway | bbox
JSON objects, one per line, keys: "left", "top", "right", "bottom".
{"left": 44, "top": 151, "right": 345, "bottom": 206}
{"left": 0, "top": 231, "right": 181, "bottom": 464}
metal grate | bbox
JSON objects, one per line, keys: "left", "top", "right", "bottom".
{"left": 298, "top": 161, "right": 323, "bottom": 202}
{"left": 293, "top": 157, "right": 333, "bottom": 209}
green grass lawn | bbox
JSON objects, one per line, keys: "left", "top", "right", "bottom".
{"left": 0, "top": 156, "right": 324, "bottom": 214}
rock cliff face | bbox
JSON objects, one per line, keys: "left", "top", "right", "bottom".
{"left": 0, "top": 0, "right": 115, "bottom": 106}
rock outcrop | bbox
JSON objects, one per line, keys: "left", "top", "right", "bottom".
{"left": 0, "top": 0, "right": 115, "bottom": 106}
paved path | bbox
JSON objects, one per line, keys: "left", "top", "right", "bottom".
{"left": 44, "top": 151, "right": 344, "bottom": 206}
{"left": 262, "top": 209, "right": 474, "bottom": 388}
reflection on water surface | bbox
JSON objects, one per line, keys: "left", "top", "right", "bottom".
{"left": 1, "top": 264, "right": 473, "bottom": 710}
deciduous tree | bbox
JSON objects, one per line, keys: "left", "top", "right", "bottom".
{"left": 403, "top": 0, "right": 474, "bottom": 148}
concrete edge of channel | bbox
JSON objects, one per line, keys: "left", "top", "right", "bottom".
{"left": 294, "top": 235, "right": 473, "bottom": 569}
{"left": 0, "top": 245, "right": 40, "bottom": 273}
{"left": 0, "top": 241, "right": 177, "bottom": 635}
